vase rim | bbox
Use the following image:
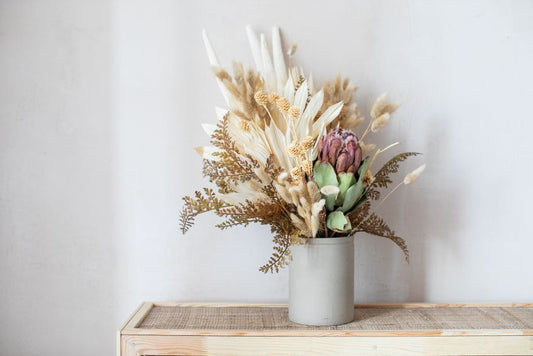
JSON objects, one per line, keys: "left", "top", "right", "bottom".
{"left": 301, "top": 235, "right": 354, "bottom": 245}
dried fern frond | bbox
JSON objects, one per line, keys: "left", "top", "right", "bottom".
{"left": 202, "top": 114, "right": 260, "bottom": 194}
{"left": 180, "top": 188, "right": 228, "bottom": 234}
{"left": 371, "top": 152, "right": 421, "bottom": 191}
{"left": 346, "top": 200, "right": 371, "bottom": 228}
{"left": 354, "top": 213, "right": 409, "bottom": 262}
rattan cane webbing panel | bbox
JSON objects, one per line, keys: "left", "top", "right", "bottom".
{"left": 138, "top": 306, "right": 533, "bottom": 331}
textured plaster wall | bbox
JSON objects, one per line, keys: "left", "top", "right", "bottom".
{"left": 1, "top": 0, "right": 532, "bottom": 355}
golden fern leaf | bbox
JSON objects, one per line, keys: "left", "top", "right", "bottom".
{"left": 259, "top": 232, "right": 292, "bottom": 273}
{"left": 371, "top": 152, "right": 421, "bottom": 191}
{"left": 355, "top": 213, "right": 409, "bottom": 262}
{"left": 346, "top": 200, "right": 371, "bottom": 228}
{"left": 179, "top": 188, "right": 227, "bottom": 234}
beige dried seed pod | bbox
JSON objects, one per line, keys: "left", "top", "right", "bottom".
{"left": 267, "top": 93, "right": 279, "bottom": 103}
{"left": 239, "top": 120, "right": 251, "bottom": 132}
{"left": 276, "top": 97, "right": 290, "bottom": 112}
{"left": 299, "top": 136, "right": 315, "bottom": 150}
{"left": 291, "top": 167, "right": 303, "bottom": 179}
{"left": 254, "top": 90, "right": 268, "bottom": 105}
{"left": 404, "top": 164, "right": 426, "bottom": 185}
{"left": 371, "top": 113, "right": 390, "bottom": 133}
{"left": 288, "top": 106, "right": 300, "bottom": 120}
{"left": 301, "top": 160, "right": 313, "bottom": 176}
{"left": 287, "top": 141, "right": 301, "bottom": 157}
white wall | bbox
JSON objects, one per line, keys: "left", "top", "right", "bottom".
{"left": 1, "top": 0, "right": 532, "bottom": 354}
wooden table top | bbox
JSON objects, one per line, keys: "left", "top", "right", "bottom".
{"left": 121, "top": 302, "right": 533, "bottom": 337}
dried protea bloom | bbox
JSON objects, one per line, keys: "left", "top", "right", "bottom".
{"left": 254, "top": 90, "right": 268, "bottom": 105}
{"left": 317, "top": 128, "right": 363, "bottom": 174}
{"left": 276, "top": 97, "right": 290, "bottom": 112}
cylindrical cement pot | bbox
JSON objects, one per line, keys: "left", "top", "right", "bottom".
{"left": 289, "top": 236, "right": 354, "bottom": 326}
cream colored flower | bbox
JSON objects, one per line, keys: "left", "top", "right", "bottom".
{"left": 287, "top": 141, "right": 301, "bottom": 157}
{"left": 267, "top": 93, "right": 279, "bottom": 103}
{"left": 239, "top": 120, "right": 251, "bottom": 132}
{"left": 301, "top": 160, "right": 313, "bottom": 176}
{"left": 371, "top": 113, "right": 390, "bottom": 133}
{"left": 276, "top": 97, "right": 290, "bottom": 112}
{"left": 299, "top": 136, "right": 315, "bottom": 151}
{"left": 404, "top": 164, "right": 426, "bottom": 185}
{"left": 288, "top": 106, "right": 300, "bottom": 120}
{"left": 254, "top": 90, "right": 268, "bottom": 105}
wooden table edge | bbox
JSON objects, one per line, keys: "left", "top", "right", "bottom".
{"left": 119, "top": 302, "right": 533, "bottom": 337}
{"left": 121, "top": 328, "right": 533, "bottom": 337}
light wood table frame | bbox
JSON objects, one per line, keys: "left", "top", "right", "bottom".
{"left": 119, "top": 302, "right": 533, "bottom": 355}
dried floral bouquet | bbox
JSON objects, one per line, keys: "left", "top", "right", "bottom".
{"left": 180, "top": 27, "right": 425, "bottom": 273}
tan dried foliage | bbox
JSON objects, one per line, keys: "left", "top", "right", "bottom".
{"left": 321, "top": 74, "right": 363, "bottom": 130}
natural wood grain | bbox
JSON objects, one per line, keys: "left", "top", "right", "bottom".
{"left": 119, "top": 303, "right": 533, "bottom": 356}
{"left": 121, "top": 335, "right": 533, "bottom": 356}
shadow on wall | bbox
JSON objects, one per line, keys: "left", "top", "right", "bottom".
{"left": 355, "top": 114, "right": 465, "bottom": 302}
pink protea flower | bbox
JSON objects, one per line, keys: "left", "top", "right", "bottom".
{"left": 317, "top": 128, "right": 363, "bottom": 173}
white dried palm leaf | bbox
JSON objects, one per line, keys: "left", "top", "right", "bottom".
{"left": 260, "top": 34, "right": 276, "bottom": 91}
{"left": 265, "top": 122, "right": 292, "bottom": 171}
{"left": 215, "top": 107, "right": 228, "bottom": 121}
{"left": 202, "top": 30, "right": 230, "bottom": 105}
{"left": 297, "top": 89, "right": 323, "bottom": 137}
{"left": 311, "top": 101, "right": 344, "bottom": 136}
{"left": 245, "top": 25, "right": 262, "bottom": 72}
{"left": 194, "top": 146, "right": 222, "bottom": 161}
{"left": 271, "top": 26, "right": 287, "bottom": 93}
{"left": 293, "top": 80, "right": 308, "bottom": 114}
{"left": 283, "top": 76, "right": 295, "bottom": 102}
{"left": 220, "top": 180, "right": 269, "bottom": 205}
{"left": 201, "top": 123, "right": 217, "bottom": 137}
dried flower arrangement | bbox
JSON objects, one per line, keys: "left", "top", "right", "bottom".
{"left": 180, "top": 27, "right": 425, "bottom": 273}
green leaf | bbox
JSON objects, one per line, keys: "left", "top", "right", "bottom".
{"left": 326, "top": 211, "right": 352, "bottom": 232}
{"left": 337, "top": 172, "right": 355, "bottom": 204}
{"left": 341, "top": 180, "right": 364, "bottom": 212}
{"left": 313, "top": 162, "right": 338, "bottom": 189}
{"left": 357, "top": 157, "right": 370, "bottom": 179}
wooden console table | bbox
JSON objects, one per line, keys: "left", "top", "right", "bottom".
{"left": 119, "top": 302, "right": 533, "bottom": 355}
